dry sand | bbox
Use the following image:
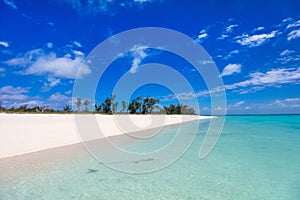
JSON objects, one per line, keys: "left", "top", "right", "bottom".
{"left": 0, "top": 114, "right": 213, "bottom": 159}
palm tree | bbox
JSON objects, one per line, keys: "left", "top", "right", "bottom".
{"left": 149, "top": 98, "right": 159, "bottom": 114}
{"left": 75, "top": 98, "right": 82, "bottom": 112}
{"left": 128, "top": 97, "right": 142, "bottom": 114}
{"left": 63, "top": 105, "right": 71, "bottom": 113}
{"left": 102, "top": 94, "right": 117, "bottom": 114}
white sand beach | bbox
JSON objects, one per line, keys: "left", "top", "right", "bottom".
{"left": 0, "top": 114, "right": 213, "bottom": 159}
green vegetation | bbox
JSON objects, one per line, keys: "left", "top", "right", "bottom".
{"left": 1, "top": 105, "right": 60, "bottom": 113}
{"left": 0, "top": 94, "right": 196, "bottom": 115}
{"left": 163, "top": 103, "right": 196, "bottom": 115}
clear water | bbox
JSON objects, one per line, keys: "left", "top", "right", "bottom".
{"left": 1, "top": 115, "right": 300, "bottom": 199}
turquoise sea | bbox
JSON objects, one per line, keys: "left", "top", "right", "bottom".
{"left": 1, "top": 115, "right": 300, "bottom": 199}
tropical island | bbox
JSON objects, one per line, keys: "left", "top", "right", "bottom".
{"left": 0, "top": 94, "right": 196, "bottom": 115}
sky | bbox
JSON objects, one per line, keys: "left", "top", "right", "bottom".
{"left": 0, "top": 0, "right": 300, "bottom": 114}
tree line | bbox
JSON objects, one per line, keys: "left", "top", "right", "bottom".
{"left": 0, "top": 94, "right": 196, "bottom": 115}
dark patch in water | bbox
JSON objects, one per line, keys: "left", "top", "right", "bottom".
{"left": 87, "top": 168, "right": 98, "bottom": 173}
{"left": 133, "top": 158, "right": 154, "bottom": 164}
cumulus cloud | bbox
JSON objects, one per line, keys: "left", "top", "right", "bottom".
{"left": 0, "top": 86, "right": 74, "bottom": 109}
{"left": 72, "top": 50, "right": 84, "bottom": 56}
{"left": 41, "top": 77, "right": 61, "bottom": 92}
{"left": 25, "top": 53, "right": 90, "bottom": 78}
{"left": 196, "top": 29, "right": 208, "bottom": 43}
{"left": 5, "top": 48, "right": 91, "bottom": 79}
{"left": 3, "top": 0, "right": 18, "bottom": 10}
{"left": 252, "top": 26, "right": 264, "bottom": 32}
{"left": 225, "top": 24, "right": 238, "bottom": 33}
{"left": 232, "top": 101, "right": 245, "bottom": 107}
{"left": 129, "top": 45, "right": 148, "bottom": 73}
{"left": 280, "top": 49, "right": 295, "bottom": 56}
{"left": 0, "top": 85, "right": 28, "bottom": 95}
{"left": 134, "top": 0, "right": 151, "bottom": 2}
{"left": 221, "top": 50, "right": 239, "bottom": 60}
{"left": 48, "top": 92, "right": 70, "bottom": 102}
{"left": 217, "top": 23, "right": 238, "bottom": 40}
{"left": 286, "top": 20, "right": 300, "bottom": 29}
{"left": 73, "top": 41, "right": 82, "bottom": 48}
{"left": 160, "top": 67, "right": 300, "bottom": 102}
{"left": 225, "top": 67, "right": 300, "bottom": 91}
{"left": 219, "top": 64, "right": 241, "bottom": 77}
{"left": 198, "top": 33, "right": 208, "bottom": 39}
{"left": 0, "top": 86, "right": 29, "bottom": 101}
{"left": 235, "top": 31, "right": 277, "bottom": 47}
{"left": 46, "top": 42, "right": 54, "bottom": 48}
{"left": 274, "top": 98, "right": 300, "bottom": 108}
{"left": 0, "top": 41, "right": 9, "bottom": 48}
{"left": 287, "top": 29, "right": 300, "bottom": 41}
{"left": 276, "top": 55, "right": 300, "bottom": 64}
{"left": 282, "top": 17, "right": 293, "bottom": 23}
{"left": 5, "top": 48, "right": 43, "bottom": 66}
{"left": 217, "top": 34, "right": 229, "bottom": 40}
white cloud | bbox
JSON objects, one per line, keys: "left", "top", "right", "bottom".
{"left": 217, "top": 34, "right": 229, "bottom": 40}
{"left": 5, "top": 48, "right": 91, "bottom": 79}
{"left": 276, "top": 55, "right": 300, "bottom": 64}
{"left": 235, "top": 31, "right": 277, "bottom": 47}
{"left": 0, "top": 41, "right": 9, "bottom": 48}
{"left": 0, "top": 86, "right": 73, "bottom": 109}
{"left": 220, "top": 64, "right": 241, "bottom": 77}
{"left": 64, "top": 90, "right": 72, "bottom": 95}
{"left": 48, "top": 92, "right": 70, "bottom": 102}
{"left": 253, "top": 26, "right": 264, "bottom": 32}
{"left": 230, "top": 50, "right": 239, "bottom": 55}
{"left": 287, "top": 29, "right": 300, "bottom": 41}
{"left": 129, "top": 45, "right": 148, "bottom": 73}
{"left": 41, "top": 77, "right": 61, "bottom": 92}
{"left": 198, "top": 33, "right": 208, "bottom": 39}
{"left": 48, "top": 77, "right": 61, "bottom": 87}
{"left": 7, "top": 100, "right": 44, "bottom": 109}
{"left": 134, "top": 0, "right": 151, "bottom": 2}
{"left": 286, "top": 20, "right": 300, "bottom": 29}
{"left": 196, "top": 29, "right": 208, "bottom": 42}
{"left": 222, "top": 50, "right": 239, "bottom": 60}
{"left": 0, "top": 86, "right": 29, "bottom": 101}
{"left": 72, "top": 50, "right": 84, "bottom": 56}
{"left": 0, "top": 85, "right": 29, "bottom": 95}
{"left": 0, "top": 68, "right": 5, "bottom": 73}
{"left": 280, "top": 49, "right": 295, "bottom": 56}
{"left": 5, "top": 48, "right": 43, "bottom": 67}
{"left": 274, "top": 98, "right": 300, "bottom": 108}
{"left": 232, "top": 101, "right": 245, "bottom": 107}
{"left": 157, "top": 66, "right": 300, "bottom": 103}
{"left": 226, "top": 24, "right": 238, "bottom": 33}
{"left": 47, "top": 42, "right": 54, "bottom": 48}
{"left": 4, "top": 0, "right": 18, "bottom": 10}
{"left": 25, "top": 53, "right": 90, "bottom": 78}
{"left": 282, "top": 17, "right": 293, "bottom": 23}
{"left": 225, "top": 67, "right": 300, "bottom": 91}
{"left": 73, "top": 41, "right": 82, "bottom": 48}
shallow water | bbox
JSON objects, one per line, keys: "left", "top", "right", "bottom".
{"left": 1, "top": 115, "right": 300, "bottom": 199}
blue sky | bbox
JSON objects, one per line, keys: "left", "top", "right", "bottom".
{"left": 0, "top": 0, "right": 300, "bottom": 114}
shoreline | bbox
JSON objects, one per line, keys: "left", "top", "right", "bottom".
{"left": 0, "top": 114, "right": 213, "bottom": 159}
